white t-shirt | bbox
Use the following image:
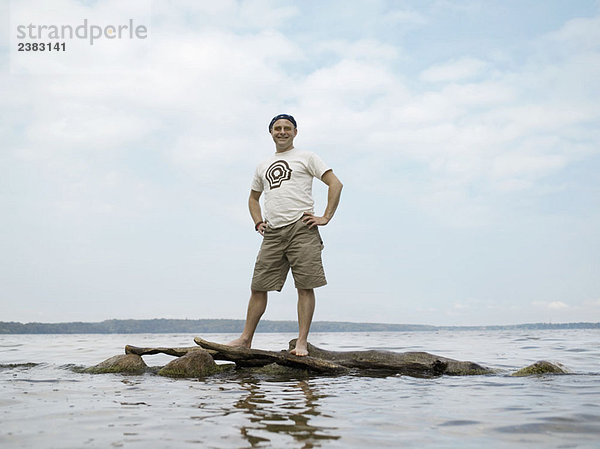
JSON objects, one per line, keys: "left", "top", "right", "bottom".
{"left": 251, "top": 148, "right": 331, "bottom": 228}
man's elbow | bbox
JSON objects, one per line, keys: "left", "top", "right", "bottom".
{"left": 323, "top": 171, "right": 343, "bottom": 191}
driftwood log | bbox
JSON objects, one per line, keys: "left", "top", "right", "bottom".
{"left": 194, "top": 338, "right": 348, "bottom": 374}
{"left": 193, "top": 337, "right": 493, "bottom": 377}
{"left": 289, "top": 339, "right": 492, "bottom": 376}
{"left": 125, "top": 345, "right": 213, "bottom": 358}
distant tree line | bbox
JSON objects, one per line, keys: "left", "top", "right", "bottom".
{"left": 0, "top": 319, "right": 597, "bottom": 334}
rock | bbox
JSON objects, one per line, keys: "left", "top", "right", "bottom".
{"left": 158, "top": 349, "right": 219, "bottom": 378}
{"left": 85, "top": 354, "right": 147, "bottom": 374}
{"left": 248, "top": 362, "right": 313, "bottom": 377}
{"left": 512, "top": 360, "right": 569, "bottom": 377}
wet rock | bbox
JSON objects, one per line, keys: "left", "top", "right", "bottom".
{"left": 158, "top": 349, "right": 219, "bottom": 378}
{"left": 512, "top": 360, "right": 569, "bottom": 377}
{"left": 86, "top": 354, "right": 147, "bottom": 374}
{"left": 249, "top": 362, "right": 312, "bottom": 377}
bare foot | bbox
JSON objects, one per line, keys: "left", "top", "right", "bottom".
{"left": 226, "top": 337, "right": 250, "bottom": 348}
{"left": 290, "top": 341, "right": 308, "bottom": 357}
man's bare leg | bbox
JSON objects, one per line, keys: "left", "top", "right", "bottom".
{"left": 291, "top": 288, "right": 315, "bottom": 356}
{"left": 227, "top": 290, "right": 267, "bottom": 348}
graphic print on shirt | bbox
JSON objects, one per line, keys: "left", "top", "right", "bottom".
{"left": 266, "top": 160, "right": 292, "bottom": 189}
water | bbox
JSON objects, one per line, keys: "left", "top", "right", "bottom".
{"left": 1, "top": 330, "right": 599, "bottom": 448}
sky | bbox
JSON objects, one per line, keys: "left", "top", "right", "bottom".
{"left": 1, "top": 0, "right": 599, "bottom": 326}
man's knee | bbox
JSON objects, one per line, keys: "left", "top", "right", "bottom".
{"left": 297, "top": 288, "right": 315, "bottom": 298}
{"left": 251, "top": 289, "right": 268, "bottom": 298}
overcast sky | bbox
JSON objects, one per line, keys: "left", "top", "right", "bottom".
{"left": 1, "top": 0, "right": 599, "bottom": 326}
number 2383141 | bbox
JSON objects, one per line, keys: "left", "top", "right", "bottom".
{"left": 18, "top": 42, "right": 66, "bottom": 51}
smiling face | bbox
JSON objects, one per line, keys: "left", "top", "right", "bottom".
{"left": 270, "top": 119, "right": 297, "bottom": 152}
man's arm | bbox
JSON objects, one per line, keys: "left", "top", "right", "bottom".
{"left": 249, "top": 189, "right": 267, "bottom": 236}
{"left": 302, "top": 169, "right": 343, "bottom": 228}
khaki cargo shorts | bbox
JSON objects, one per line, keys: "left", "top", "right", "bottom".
{"left": 251, "top": 218, "right": 327, "bottom": 291}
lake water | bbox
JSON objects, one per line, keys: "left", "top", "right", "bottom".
{"left": 1, "top": 330, "right": 599, "bottom": 448}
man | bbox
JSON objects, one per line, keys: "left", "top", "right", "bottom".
{"left": 227, "top": 114, "right": 343, "bottom": 356}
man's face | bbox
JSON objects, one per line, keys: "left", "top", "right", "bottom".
{"left": 270, "top": 119, "right": 297, "bottom": 151}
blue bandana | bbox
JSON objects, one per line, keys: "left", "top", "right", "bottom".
{"left": 268, "top": 114, "right": 297, "bottom": 132}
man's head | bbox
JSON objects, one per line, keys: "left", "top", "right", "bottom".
{"left": 269, "top": 114, "right": 297, "bottom": 152}
{"left": 268, "top": 114, "right": 297, "bottom": 133}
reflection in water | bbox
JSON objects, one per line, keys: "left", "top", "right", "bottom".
{"left": 234, "top": 378, "right": 340, "bottom": 448}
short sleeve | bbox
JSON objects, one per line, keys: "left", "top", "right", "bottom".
{"left": 307, "top": 153, "right": 330, "bottom": 179}
{"left": 251, "top": 165, "right": 264, "bottom": 192}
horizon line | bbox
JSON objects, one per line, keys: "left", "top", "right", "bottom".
{"left": 2, "top": 318, "right": 598, "bottom": 328}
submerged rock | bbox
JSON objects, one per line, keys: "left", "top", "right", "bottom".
{"left": 158, "top": 349, "right": 219, "bottom": 378}
{"left": 86, "top": 354, "right": 147, "bottom": 374}
{"left": 249, "top": 362, "right": 312, "bottom": 377}
{"left": 512, "top": 360, "right": 569, "bottom": 377}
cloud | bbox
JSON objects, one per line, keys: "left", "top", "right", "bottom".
{"left": 301, "top": 59, "right": 397, "bottom": 103}
{"left": 315, "top": 39, "right": 401, "bottom": 63}
{"left": 385, "top": 9, "right": 428, "bottom": 25}
{"left": 420, "top": 57, "right": 489, "bottom": 83}
{"left": 545, "top": 15, "right": 600, "bottom": 53}
{"left": 533, "top": 301, "right": 569, "bottom": 310}
{"left": 548, "top": 301, "right": 569, "bottom": 310}
{"left": 151, "top": 0, "right": 299, "bottom": 32}
{"left": 491, "top": 151, "right": 567, "bottom": 182}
